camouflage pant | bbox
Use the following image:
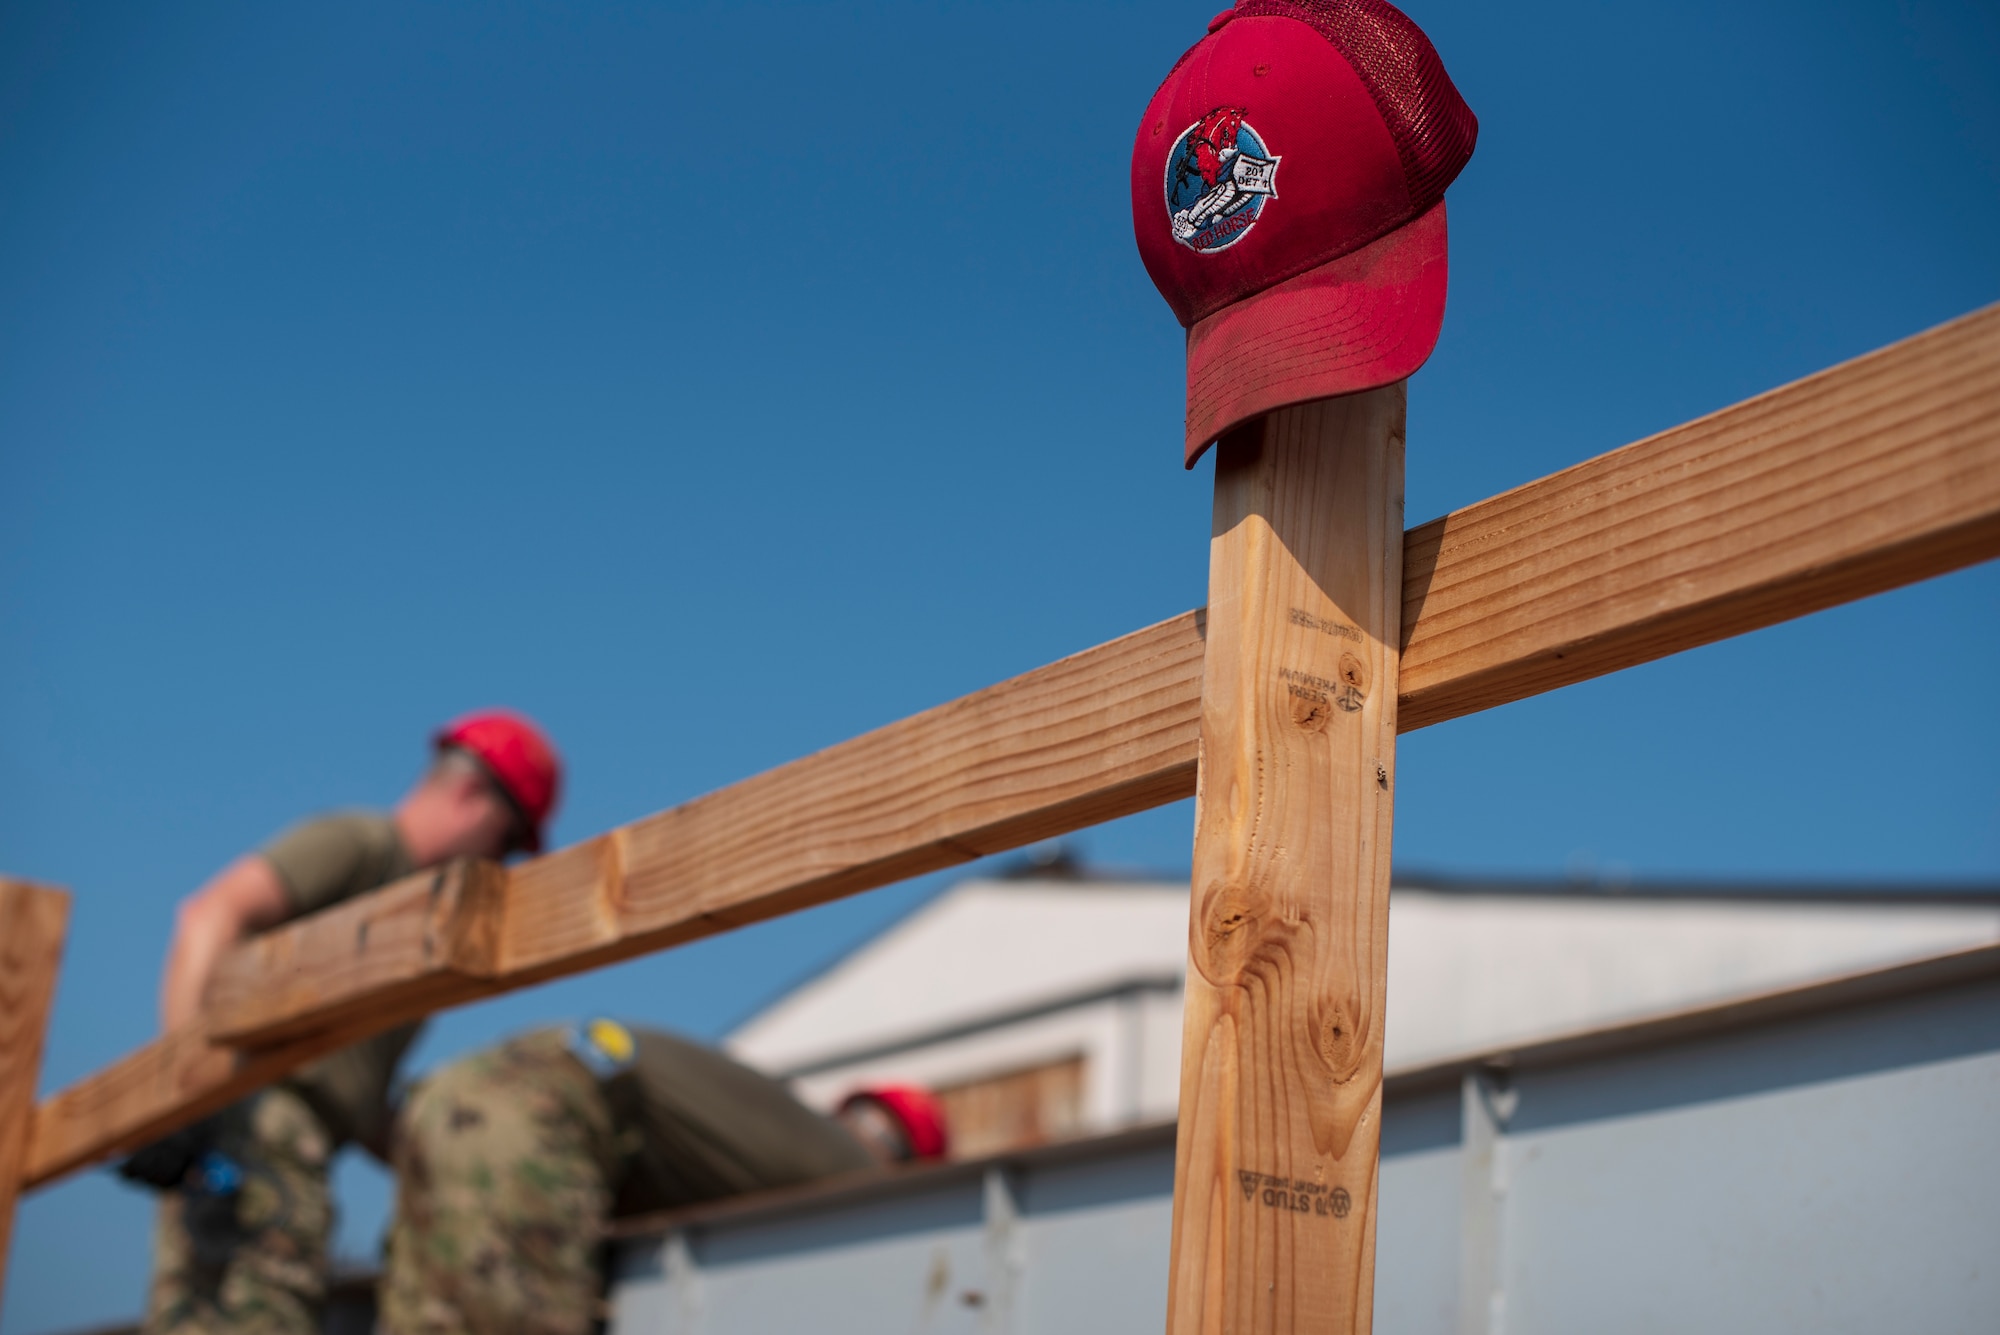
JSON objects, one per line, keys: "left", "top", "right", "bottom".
{"left": 144, "top": 1085, "right": 335, "bottom": 1335}
{"left": 381, "top": 1030, "right": 618, "bottom": 1335}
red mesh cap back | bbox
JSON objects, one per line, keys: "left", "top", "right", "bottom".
{"left": 1233, "top": 0, "right": 1477, "bottom": 214}
{"left": 1130, "top": 0, "right": 1477, "bottom": 464}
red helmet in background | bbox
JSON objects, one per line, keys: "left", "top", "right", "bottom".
{"left": 842, "top": 1085, "right": 950, "bottom": 1161}
{"left": 434, "top": 709, "right": 562, "bottom": 853}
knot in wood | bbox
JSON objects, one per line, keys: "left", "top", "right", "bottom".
{"left": 1313, "top": 998, "right": 1365, "bottom": 1083}
{"left": 1194, "top": 881, "right": 1267, "bottom": 983}
{"left": 1334, "top": 653, "right": 1369, "bottom": 713}
{"left": 1290, "top": 691, "right": 1330, "bottom": 732}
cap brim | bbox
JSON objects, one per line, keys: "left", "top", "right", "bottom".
{"left": 1183, "top": 201, "right": 1448, "bottom": 467}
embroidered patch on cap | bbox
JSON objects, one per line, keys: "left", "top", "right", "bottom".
{"left": 1165, "top": 106, "right": 1281, "bottom": 253}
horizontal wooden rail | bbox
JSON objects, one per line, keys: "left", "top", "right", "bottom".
{"left": 23, "top": 302, "right": 2000, "bottom": 1190}
{"left": 1397, "top": 302, "right": 2000, "bottom": 728}
{"left": 26, "top": 613, "right": 1211, "bottom": 1185}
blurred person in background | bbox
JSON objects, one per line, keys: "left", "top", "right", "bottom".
{"left": 122, "top": 711, "right": 562, "bottom": 1335}
{"left": 381, "top": 1017, "right": 947, "bottom": 1335}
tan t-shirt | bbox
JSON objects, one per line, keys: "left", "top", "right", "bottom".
{"left": 260, "top": 810, "right": 422, "bottom": 1149}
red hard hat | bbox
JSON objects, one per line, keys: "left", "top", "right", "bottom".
{"left": 433, "top": 709, "right": 562, "bottom": 853}
{"left": 843, "top": 1085, "right": 949, "bottom": 1161}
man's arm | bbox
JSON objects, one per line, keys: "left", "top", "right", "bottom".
{"left": 159, "top": 854, "right": 291, "bottom": 1033}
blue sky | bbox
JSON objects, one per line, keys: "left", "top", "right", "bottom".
{"left": 3, "top": 1, "right": 1995, "bottom": 1330}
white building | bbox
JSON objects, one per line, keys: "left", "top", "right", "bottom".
{"left": 725, "top": 857, "right": 2000, "bottom": 1157}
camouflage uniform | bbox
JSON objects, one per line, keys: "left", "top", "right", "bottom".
{"left": 380, "top": 1030, "right": 620, "bottom": 1335}
{"left": 382, "top": 1022, "right": 874, "bottom": 1335}
{"left": 144, "top": 1086, "right": 335, "bottom": 1335}
{"left": 143, "top": 811, "right": 423, "bottom": 1334}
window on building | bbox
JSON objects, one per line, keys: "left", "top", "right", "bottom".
{"left": 933, "top": 1054, "right": 1087, "bottom": 1158}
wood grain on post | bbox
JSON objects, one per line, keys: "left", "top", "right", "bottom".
{"left": 0, "top": 878, "right": 70, "bottom": 1310}
{"left": 1168, "top": 389, "right": 1406, "bottom": 1335}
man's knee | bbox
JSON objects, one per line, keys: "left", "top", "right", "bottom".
{"left": 143, "top": 1089, "right": 333, "bottom": 1335}
{"left": 397, "top": 1036, "right": 609, "bottom": 1196}
{"left": 384, "top": 1039, "right": 612, "bottom": 1335}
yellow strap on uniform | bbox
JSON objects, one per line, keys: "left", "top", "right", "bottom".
{"left": 568, "top": 1017, "right": 637, "bottom": 1079}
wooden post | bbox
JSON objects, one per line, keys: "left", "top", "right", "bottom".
{"left": 0, "top": 877, "right": 71, "bottom": 1311}
{"left": 1167, "top": 386, "right": 1405, "bottom": 1335}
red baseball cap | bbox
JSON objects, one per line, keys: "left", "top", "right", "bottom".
{"left": 433, "top": 709, "right": 562, "bottom": 853}
{"left": 1131, "top": 1, "right": 1478, "bottom": 466}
